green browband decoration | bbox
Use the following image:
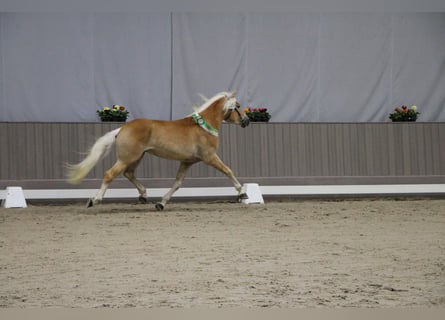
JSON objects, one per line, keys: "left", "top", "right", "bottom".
{"left": 192, "top": 113, "right": 219, "bottom": 137}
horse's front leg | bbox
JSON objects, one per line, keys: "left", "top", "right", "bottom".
{"left": 204, "top": 155, "right": 248, "bottom": 201}
{"left": 156, "top": 161, "right": 193, "bottom": 211}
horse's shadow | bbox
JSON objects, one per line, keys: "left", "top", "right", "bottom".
{"left": 78, "top": 199, "right": 239, "bottom": 215}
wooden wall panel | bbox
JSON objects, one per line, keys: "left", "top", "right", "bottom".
{"left": 1, "top": 122, "right": 444, "bottom": 189}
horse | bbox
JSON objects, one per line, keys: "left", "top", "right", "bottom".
{"left": 66, "top": 92, "right": 250, "bottom": 210}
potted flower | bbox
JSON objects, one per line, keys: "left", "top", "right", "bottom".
{"left": 244, "top": 107, "right": 272, "bottom": 122}
{"left": 97, "top": 105, "right": 129, "bottom": 122}
{"left": 389, "top": 105, "right": 419, "bottom": 122}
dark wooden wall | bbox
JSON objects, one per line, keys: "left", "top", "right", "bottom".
{"left": 1, "top": 122, "right": 444, "bottom": 190}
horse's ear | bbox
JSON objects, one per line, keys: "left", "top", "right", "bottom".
{"left": 230, "top": 91, "right": 236, "bottom": 98}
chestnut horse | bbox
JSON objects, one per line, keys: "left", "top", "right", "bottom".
{"left": 66, "top": 92, "right": 250, "bottom": 210}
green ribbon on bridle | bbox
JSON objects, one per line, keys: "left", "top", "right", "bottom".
{"left": 192, "top": 113, "right": 219, "bottom": 137}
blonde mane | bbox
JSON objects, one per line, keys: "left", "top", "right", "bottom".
{"left": 192, "top": 92, "right": 232, "bottom": 114}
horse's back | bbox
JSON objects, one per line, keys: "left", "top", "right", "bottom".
{"left": 115, "top": 118, "right": 195, "bottom": 160}
{"left": 115, "top": 117, "right": 217, "bottom": 162}
{"left": 119, "top": 118, "right": 191, "bottom": 138}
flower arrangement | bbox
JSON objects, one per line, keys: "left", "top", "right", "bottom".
{"left": 389, "top": 105, "right": 419, "bottom": 122}
{"left": 97, "top": 105, "right": 129, "bottom": 122}
{"left": 244, "top": 107, "right": 272, "bottom": 122}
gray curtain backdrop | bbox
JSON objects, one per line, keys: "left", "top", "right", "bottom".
{"left": 1, "top": 13, "right": 171, "bottom": 122}
{"left": 1, "top": 13, "right": 444, "bottom": 122}
{"left": 172, "top": 13, "right": 248, "bottom": 119}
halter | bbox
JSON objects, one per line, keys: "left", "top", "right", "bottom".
{"left": 223, "top": 106, "right": 242, "bottom": 121}
{"left": 224, "top": 102, "right": 250, "bottom": 128}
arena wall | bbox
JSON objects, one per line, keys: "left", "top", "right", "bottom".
{"left": 1, "top": 122, "right": 444, "bottom": 195}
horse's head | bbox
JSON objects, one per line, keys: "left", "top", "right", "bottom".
{"left": 223, "top": 92, "right": 250, "bottom": 128}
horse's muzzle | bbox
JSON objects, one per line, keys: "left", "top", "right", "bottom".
{"left": 241, "top": 117, "right": 250, "bottom": 128}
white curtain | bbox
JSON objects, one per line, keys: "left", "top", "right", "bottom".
{"left": 171, "top": 13, "right": 247, "bottom": 119}
{"left": 1, "top": 13, "right": 444, "bottom": 122}
{"left": 0, "top": 13, "right": 171, "bottom": 122}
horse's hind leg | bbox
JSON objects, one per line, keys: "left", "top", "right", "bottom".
{"left": 156, "top": 162, "right": 193, "bottom": 211}
{"left": 87, "top": 160, "right": 127, "bottom": 207}
{"left": 123, "top": 157, "right": 147, "bottom": 204}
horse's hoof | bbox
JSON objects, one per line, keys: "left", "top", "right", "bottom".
{"left": 238, "top": 193, "right": 248, "bottom": 201}
{"left": 138, "top": 196, "right": 147, "bottom": 204}
{"left": 86, "top": 199, "right": 94, "bottom": 208}
{"left": 155, "top": 203, "right": 164, "bottom": 211}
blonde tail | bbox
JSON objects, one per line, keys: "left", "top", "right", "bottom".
{"left": 66, "top": 128, "right": 121, "bottom": 184}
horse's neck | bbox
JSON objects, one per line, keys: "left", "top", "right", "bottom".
{"left": 200, "top": 99, "right": 225, "bottom": 129}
